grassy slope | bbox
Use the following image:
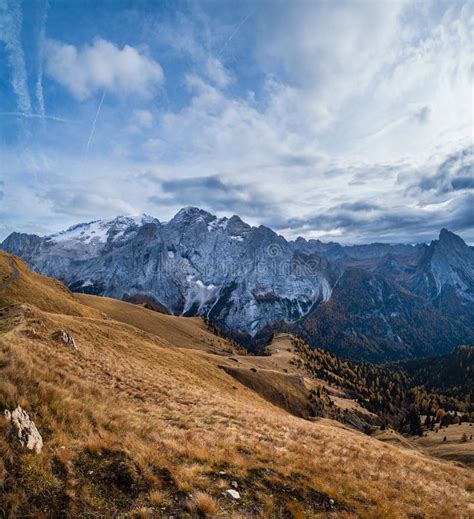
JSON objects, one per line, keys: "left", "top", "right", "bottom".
{"left": 374, "top": 423, "right": 474, "bottom": 469}
{"left": 75, "top": 293, "right": 244, "bottom": 355}
{"left": 0, "top": 252, "right": 472, "bottom": 518}
{"left": 412, "top": 423, "right": 474, "bottom": 468}
{"left": 71, "top": 299, "right": 375, "bottom": 424}
{"left": 0, "top": 252, "right": 100, "bottom": 318}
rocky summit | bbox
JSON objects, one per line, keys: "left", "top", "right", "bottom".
{"left": 2, "top": 208, "right": 474, "bottom": 361}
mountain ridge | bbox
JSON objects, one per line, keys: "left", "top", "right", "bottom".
{"left": 2, "top": 207, "right": 473, "bottom": 361}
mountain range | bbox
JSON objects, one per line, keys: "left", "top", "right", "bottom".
{"left": 2, "top": 207, "right": 473, "bottom": 361}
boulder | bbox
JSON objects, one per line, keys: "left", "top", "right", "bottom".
{"left": 52, "top": 330, "right": 77, "bottom": 350}
{"left": 222, "top": 489, "right": 240, "bottom": 500}
{"left": 4, "top": 406, "right": 43, "bottom": 454}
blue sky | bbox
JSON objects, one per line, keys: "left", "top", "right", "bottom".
{"left": 0, "top": 0, "right": 472, "bottom": 243}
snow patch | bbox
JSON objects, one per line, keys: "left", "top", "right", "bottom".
{"left": 47, "top": 214, "right": 158, "bottom": 245}
{"left": 319, "top": 279, "right": 332, "bottom": 302}
{"left": 48, "top": 220, "right": 108, "bottom": 244}
{"left": 182, "top": 278, "right": 219, "bottom": 314}
{"left": 207, "top": 217, "right": 228, "bottom": 232}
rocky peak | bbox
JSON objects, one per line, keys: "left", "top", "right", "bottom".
{"left": 0, "top": 232, "right": 43, "bottom": 262}
{"left": 437, "top": 228, "right": 468, "bottom": 251}
{"left": 226, "top": 215, "right": 250, "bottom": 236}
{"left": 170, "top": 206, "right": 215, "bottom": 226}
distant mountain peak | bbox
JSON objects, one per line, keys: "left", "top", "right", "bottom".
{"left": 438, "top": 228, "right": 466, "bottom": 247}
{"left": 170, "top": 206, "right": 216, "bottom": 225}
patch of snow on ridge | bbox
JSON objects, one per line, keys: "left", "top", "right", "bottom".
{"left": 207, "top": 217, "right": 228, "bottom": 232}
{"left": 47, "top": 220, "right": 107, "bottom": 244}
{"left": 47, "top": 214, "right": 158, "bottom": 245}
{"left": 182, "top": 278, "right": 219, "bottom": 314}
{"left": 320, "top": 278, "right": 332, "bottom": 302}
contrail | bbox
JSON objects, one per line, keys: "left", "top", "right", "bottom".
{"left": 86, "top": 90, "right": 106, "bottom": 151}
{"left": 0, "top": 111, "right": 79, "bottom": 124}
{"left": 218, "top": 12, "right": 251, "bottom": 57}
{"left": 0, "top": 0, "right": 32, "bottom": 113}
{"left": 36, "top": 0, "right": 49, "bottom": 118}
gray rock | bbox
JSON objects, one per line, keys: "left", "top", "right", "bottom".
{"left": 1, "top": 209, "right": 332, "bottom": 339}
{"left": 4, "top": 406, "right": 43, "bottom": 453}
{"left": 222, "top": 489, "right": 240, "bottom": 500}
{"left": 52, "top": 330, "right": 77, "bottom": 350}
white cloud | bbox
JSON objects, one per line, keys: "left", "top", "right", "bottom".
{"left": 355, "top": 2, "right": 473, "bottom": 163}
{"left": 257, "top": 1, "right": 407, "bottom": 130}
{"left": 46, "top": 190, "right": 136, "bottom": 217}
{"left": 45, "top": 37, "right": 164, "bottom": 100}
{"left": 0, "top": 0, "right": 31, "bottom": 113}
{"left": 205, "top": 57, "right": 233, "bottom": 87}
{"left": 133, "top": 109, "right": 154, "bottom": 129}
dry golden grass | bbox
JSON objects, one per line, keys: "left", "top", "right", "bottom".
{"left": 412, "top": 423, "right": 474, "bottom": 468}
{"left": 1, "top": 303, "right": 472, "bottom": 518}
{"left": 76, "top": 293, "right": 244, "bottom": 354}
{"left": 187, "top": 491, "right": 220, "bottom": 516}
{"left": 0, "top": 251, "right": 472, "bottom": 517}
{"left": 0, "top": 251, "right": 100, "bottom": 318}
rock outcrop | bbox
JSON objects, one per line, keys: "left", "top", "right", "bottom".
{"left": 222, "top": 489, "right": 240, "bottom": 500}
{"left": 52, "top": 330, "right": 78, "bottom": 350}
{"left": 4, "top": 406, "right": 43, "bottom": 454}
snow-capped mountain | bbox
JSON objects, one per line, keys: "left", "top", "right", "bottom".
{"left": 2, "top": 208, "right": 333, "bottom": 337}
{"left": 2, "top": 208, "right": 473, "bottom": 360}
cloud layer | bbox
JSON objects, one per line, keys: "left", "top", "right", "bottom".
{"left": 45, "top": 38, "right": 164, "bottom": 99}
{"left": 0, "top": 1, "right": 472, "bottom": 244}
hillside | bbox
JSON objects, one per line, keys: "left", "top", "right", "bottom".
{"left": 291, "top": 336, "right": 473, "bottom": 433}
{"left": 69, "top": 299, "right": 377, "bottom": 427}
{"left": 0, "top": 252, "right": 100, "bottom": 318}
{"left": 0, "top": 251, "right": 473, "bottom": 517}
{"left": 398, "top": 345, "right": 473, "bottom": 399}
{"left": 75, "top": 293, "right": 245, "bottom": 355}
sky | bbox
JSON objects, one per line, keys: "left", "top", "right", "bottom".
{"left": 0, "top": 0, "right": 473, "bottom": 244}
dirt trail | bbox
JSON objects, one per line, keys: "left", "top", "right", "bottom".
{"left": 0, "top": 257, "right": 20, "bottom": 291}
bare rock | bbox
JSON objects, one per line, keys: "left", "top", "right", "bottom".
{"left": 4, "top": 406, "right": 43, "bottom": 454}
{"left": 222, "top": 489, "right": 240, "bottom": 500}
{"left": 52, "top": 330, "right": 77, "bottom": 350}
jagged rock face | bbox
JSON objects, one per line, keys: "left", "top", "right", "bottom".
{"left": 292, "top": 268, "right": 474, "bottom": 362}
{"left": 428, "top": 229, "right": 474, "bottom": 302}
{"left": 2, "top": 209, "right": 473, "bottom": 359}
{"left": 4, "top": 406, "right": 43, "bottom": 454}
{"left": 1, "top": 209, "right": 333, "bottom": 337}
{"left": 363, "top": 229, "right": 474, "bottom": 325}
